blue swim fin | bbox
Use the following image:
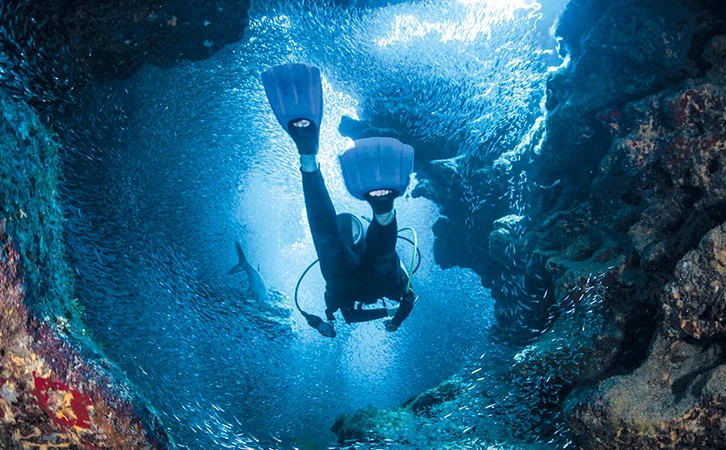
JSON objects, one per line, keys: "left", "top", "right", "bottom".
{"left": 338, "top": 137, "right": 415, "bottom": 200}
{"left": 262, "top": 63, "right": 323, "bottom": 133}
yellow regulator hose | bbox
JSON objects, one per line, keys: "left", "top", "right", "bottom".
{"left": 398, "top": 227, "right": 418, "bottom": 293}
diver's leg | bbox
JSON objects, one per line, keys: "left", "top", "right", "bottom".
{"left": 292, "top": 121, "right": 359, "bottom": 279}
{"left": 364, "top": 210, "right": 399, "bottom": 257}
{"left": 364, "top": 190, "right": 415, "bottom": 325}
{"left": 301, "top": 171, "right": 360, "bottom": 279}
{"left": 301, "top": 169, "right": 339, "bottom": 247}
{"left": 363, "top": 190, "right": 399, "bottom": 257}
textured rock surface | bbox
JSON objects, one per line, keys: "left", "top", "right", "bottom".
{"left": 0, "top": 90, "right": 170, "bottom": 448}
{"left": 570, "top": 336, "right": 726, "bottom": 450}
{"left": 570, "top": 225, "right": 726, "bottom": 450}
{"left": 0, "top": 221, "right": 170, "bottom": 449}
{"left": 569, "top": 227, "right": 726, "bottom": 449}
{"left": 0, "top": 0, "right": 251, "bottom": 105}
{"left": 662, "top": 222, "right": 726, "bottom": 340}
{"left": 513, "top": 0, "right": 726, "bottom": 447}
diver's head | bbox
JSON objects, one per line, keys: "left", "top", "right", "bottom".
{"left": 337, "top": 212, "right": 365, "bottom": 251}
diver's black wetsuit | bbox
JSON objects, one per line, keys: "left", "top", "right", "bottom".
{"left": 301, "top": 169, "right": 415, "bottom": 327}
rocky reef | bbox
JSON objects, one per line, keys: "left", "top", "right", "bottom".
{"left": 332, "top": 0, "right": 726, "bottom": 448}
{"left": 0, "top": 220, "right": 170, "bottom": 449}
{"left": 568, "top": 223, "right": 726, "bottom": 449}
{"left": 0, "top": 87, "right": 171, "bottom": 447}
{"left": 519, "top": 1, "right": 726, "bottom": 446}
{"left": 0, "top": 0, "right": 251, "bottom": 106}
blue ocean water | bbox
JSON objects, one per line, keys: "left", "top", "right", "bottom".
{"left": 59, "top": 0, "right": 566, "bottom": 448}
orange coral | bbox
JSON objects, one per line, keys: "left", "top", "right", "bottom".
{"left": 0, "top": 220, "right": 166, "bottom": 449}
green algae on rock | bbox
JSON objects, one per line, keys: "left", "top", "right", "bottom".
{"left": 0, "top": 90, "right": 76, "bottom": 325}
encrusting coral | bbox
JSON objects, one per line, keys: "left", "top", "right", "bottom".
{"left": 0, "top": 220, "right": 170, "bottom": 449}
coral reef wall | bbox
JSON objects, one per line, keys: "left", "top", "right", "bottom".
{"left": 520, "top": 3, "right": 726, "bottom": 447}
{"left": 0, "top": 90, "right": 171, "bottom": 447}
{"left": 332, "top": 0, "right": 726, "bottom": 448}
{"left": 0, "top": 219, "right": 170, "bottom": 449}
{"left": 511, "top": 0, "right": 726, "bottom": 366}
{"left": 523, "top": 0, "right": 725, "bottom": 446}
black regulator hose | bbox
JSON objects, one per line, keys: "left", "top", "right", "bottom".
{"left": 294, "top": 259, "right": 320, "bottom": 318}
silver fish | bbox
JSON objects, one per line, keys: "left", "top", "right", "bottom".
{"left": 228, "top": 241, "right": 269, "bottom": 309}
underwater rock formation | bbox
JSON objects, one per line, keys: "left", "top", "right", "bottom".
{"left": 0, "top": 221, "right": 170, "bottom": 449}
{"left": 484, "top": 0, "right": 726, "bottom": 445}
{"left": 535, "top": 10, "right": 726, "bottom": 445}
{"left": 0, "top": 0, "right": 251, "bottom": 97}
{"left": 0, "top": 90, "right": 170, "bottom": 448}
{"left": 330, "top": 376, "right": 501, "bottom": 449}
{"left": 412, "top": 158, "right": 507, "bottom": 285}
{"left": 569, "top": 224, "right": 726, "bottom": 449}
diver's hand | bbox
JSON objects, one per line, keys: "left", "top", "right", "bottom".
{"left": 384, "top": 320, "right": 398, "bottom": 332}
{"left": 317, "top": 321, "right": 336, "bottom": 338}
{"left": 306, "top": 313, "right": 336, "bottom": 338}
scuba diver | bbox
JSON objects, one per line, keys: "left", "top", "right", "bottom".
{"left": 262, "top": 63, "right": 418, "bottom": 338}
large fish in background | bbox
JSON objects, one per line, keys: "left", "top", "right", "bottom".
{"left": 228, "top": 241, "right": 269, "bottom": 309}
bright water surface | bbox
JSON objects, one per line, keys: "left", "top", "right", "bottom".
{"left": 60, "top": 0, "right": 565, "bottom": 448}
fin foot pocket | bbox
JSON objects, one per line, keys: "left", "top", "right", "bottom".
{"left": 287, "top": 119, "right": 320, "bottom": 155}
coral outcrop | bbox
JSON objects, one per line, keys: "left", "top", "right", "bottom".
{"left": 332, "top": 0, "right": 726, "bottom": 448}
{"left": 569, "top": 224, "right": 726, "bottom": 449}
{"left": 530, "top": 6, "right": 726, "bottom": 445}
{"left": 663, "top": 224, "right": 726, "bottom": 340}
{"left": 0, "top": 220, "right": 170, "bottom": 449}
{"left": 0, "top": 89, "right": 170, "bottom": 447}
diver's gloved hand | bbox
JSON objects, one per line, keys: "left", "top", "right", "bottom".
{"left": 364, "top": 189, "right": 398, "bottom": 215}
{"left": 316, "top": 321, "right": 336, "bottom": 338}
{"left": 304, "top": 312, "right": 336, "bottom": 338}
{"left": 287, "top": 119, "right": 319, "bottom": 155}
{"left": 383, "top": 320, "right": 399, "bottom": 332}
